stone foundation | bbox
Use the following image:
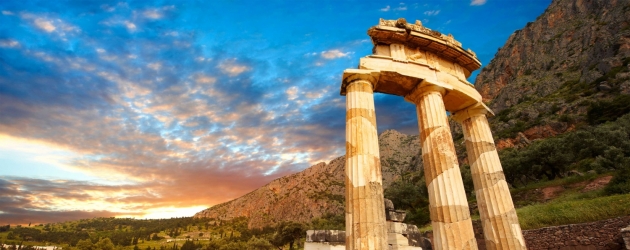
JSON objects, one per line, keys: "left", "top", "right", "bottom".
{"left": 621, "top": 225, "right": 630, "bottom": 250}
{"left": 305, "top": 230, "right": 346, "bottom": 250}
{"left": 472, "top": 216, "right": 630, "bottom": 250}
{"left": 305, "top": 199, "right": 431, "bottom": 250}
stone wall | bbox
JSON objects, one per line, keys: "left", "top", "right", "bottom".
{"left": 472, "top": 217, "right": 630, "bottom": 250}
{"left": 304, "top": 230, "right": 346, "bottom": 250}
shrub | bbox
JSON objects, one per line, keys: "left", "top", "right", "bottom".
{"left": 587, "top": 95, "right": 630, "bottom": 124}
{"left": 604, "top": 161, "right": 630, "bottom": 195}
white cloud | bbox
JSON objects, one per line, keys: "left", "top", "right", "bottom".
{"left": 22, "top": 14, "right": 80, "bottom": 37}
{"left": 380, "top": 5, "right": 390, "bottom": 11}
{"left": 218, "top": 60, "right": 250, "bottom": 76}
{"left": 143, "top": 9, "right": 163, "bottom": 19}
{"left": 471, "top": 0, "right": 487, "bottom": 6}
{"left": 2, "top": 10, "right": 14, "bottom": 15}
{"left": 195, "top": 75, "right": 216, "bottom": 84}
{"left": 286, "top": 86, "right": 298, "bottom": 100}
{"left": 147, "top": 62, "right": 162, "bottom": 71}
{"left": 0, "top": 39, "right": 20, "bottom": 48}
{"left": 34, "top": 18, "right": 56, "bottom": 32}
{"left": 424, "top": 10, "right": 440, "bottom": 16}
{"left": 320, "top": 49, "right": 350, "bottom": 59}
{"left": 125, "top": 21, "right": 137, "bottom": 32}
{"left": 395, "top": 3, "right": 407, "bottom": 11}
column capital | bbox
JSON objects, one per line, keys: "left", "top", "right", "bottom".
{"left": 451, "top": 102, "right": 495, "bottom": 123}
{"left": 340, "top": 69, "right": 380, "bottom": 96}
{"left": 404, "top": 79, "right": 452, "bottom": 104}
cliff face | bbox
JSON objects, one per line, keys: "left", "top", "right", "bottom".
{"left": 472, "top": 0, "right": 630, "bottom": 147}
{"left": 476, "top": 0, "right": 630, "bottom": 109}
{"left": 194, "top": 130, "right": 421, "bottom": 228}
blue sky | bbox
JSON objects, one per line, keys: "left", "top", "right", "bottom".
{"left": 0, "top": 0, "right": 550, "bottom": 224}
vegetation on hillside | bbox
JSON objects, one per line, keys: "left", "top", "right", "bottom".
{"left": 383, "top": 112, "right": 630, "bottom": 229}
{"left": 500, "top": 113, "right": 630, "bottom": 187}
{"left": 0, "top": 215, "right": 344, "bottom": 250}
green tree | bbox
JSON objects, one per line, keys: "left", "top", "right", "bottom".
{"left": 246, "top": 236, "right": 273, "bottom": 250}
{"left": 95, "top": 238, "right": 115, "bottom": 250}
{"left": 76, "top": 239, "right": 94, "bottom": 250}
{"left": 180, "top": 240, "right": 196, "bottom": 250}
{"left": 384, "top": 172, "right": 430, "bottom": 226}
{"left": 309, "top": 214, "right": 344, "bottom": 230}
{"left": 204, "top": 239, "right": 224, "bottom": 250}
{"left": 271, "top": 222, "right": 305, "bottom": 250}
{"left": 218, "top": 242, "right": 247, "bottom": 250}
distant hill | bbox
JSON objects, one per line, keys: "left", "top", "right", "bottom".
{"left": 194, "top": 130, "right": 422, "bottom": 229}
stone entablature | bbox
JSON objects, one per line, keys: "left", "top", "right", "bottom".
{"left": 369, "top": 18, "right": 481, "bottom": 75}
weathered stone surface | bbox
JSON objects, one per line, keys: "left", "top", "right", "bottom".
{"left": 387, "top": 222, "right": 408, "bottom": 234}
{"left": 385, "top": 198, "right": 395, "bottom": 210}
{"left": 519, "top": 216, "right": 630, "bottom": 250}
{"left": 621, "top": 225, "right": 630, "bottom": 250}
{"left": 304, "top": 242, "right": 346, "bottom": 250}
{"left": 388, "top": 233, "right": 410, "bottom": 246}
{"left": 405, "top": 86, "right": 478, "bottom": 250}
{"left": 453, "top": 104, "right": 526, "bottom": 250}
{"left": 386, "top": 210, "right": 407, "bottom": 222}
{"left": 306, "top": 230, "right": 345, "bottom": 243}
{"left": 345, "top": 78, "right": 388, "bottom": 250}
{"left": 389, "top": 246, "right": 423, "bottom": 250}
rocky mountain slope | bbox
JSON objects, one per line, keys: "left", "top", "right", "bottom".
{"left": 472, "top": 0, "right": 630, "bottom": 148}
{"left": 194, "top": 130, "right": 421, "bottom": 228}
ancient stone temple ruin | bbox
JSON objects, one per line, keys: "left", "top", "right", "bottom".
{"left": 305, "top": 199, "right": 431, "bottom": 250}
{"left": 342, "top": 18, "right": 526, "bottom": 250}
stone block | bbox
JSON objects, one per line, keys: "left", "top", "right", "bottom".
{"left": 304, "top": 242, "right": 346, "bottom": 250}
{"left": 386, "top": 210, "right": 407, "bottom": 222}
{"left": 306, "top": 230, "right": 345, "bottom": 243}
{"left": 389, "top": 245, "right": 423, "bottom": 250}
{"left": 385, "top": 198, "right": 395, "bottom": 210}
{"left": 405, "top": 230, "right": 424, "bottom": 247}
{"left": 387, "top": 221, "right": 408, "bottom": 234}
{"left": 621, "top": 225, "right": 630, "bottom": 250}
{"left": 388, "top": 233, "right": 410, "bottom": 246}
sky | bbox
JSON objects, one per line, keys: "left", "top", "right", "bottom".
{"left": 0, "top": 0, "right": 551, "bottom": 225}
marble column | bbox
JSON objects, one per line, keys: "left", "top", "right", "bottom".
{"left": 344, "top": 79, "right": 388, "bottom": 250}
{"left": 453, "top": 104, "right": 526, "bottom": 250}
{"left": 405, "top": 84, "right": 478, "bottom": 250}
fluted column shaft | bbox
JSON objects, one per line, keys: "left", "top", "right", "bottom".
{"left": 453, "top": 105, "right": 527, "bottom": 250}
{"left": 344, "top": 79, "right": 388, "bottom": 250}
{"left": 406, "top": 85, "right": 478, "bottom": 250}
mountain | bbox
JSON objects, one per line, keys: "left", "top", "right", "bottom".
{"left": 194, "top": 130, "right": 422, "bottom": 229}
{"left": 473, "top": 0, "right": 630, "bottom": 147}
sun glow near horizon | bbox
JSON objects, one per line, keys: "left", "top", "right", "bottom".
{"left": 122, "top": 205, "right": 209, "bottom": 220}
